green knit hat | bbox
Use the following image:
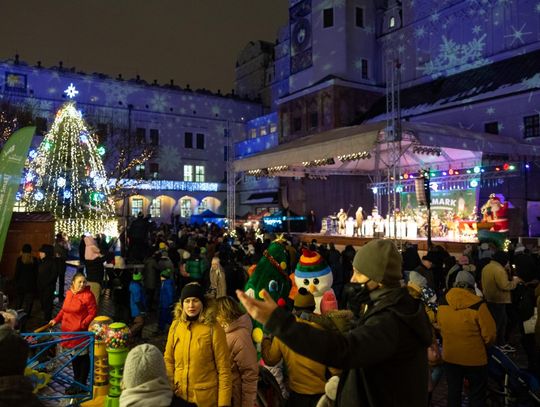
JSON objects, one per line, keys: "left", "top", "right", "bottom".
{"left": 295, "top": 248, "right": 332, "bottom": 278}
{"left": 133, "top": 271, "right": 143, "bottom": 281}
{"left": 160, "top": 269, "right": 171, "bottom": 279}
{"left": 352, "top": 240, "right": 402, "bottom": 287}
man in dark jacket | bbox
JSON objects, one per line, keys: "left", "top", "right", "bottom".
{"left": 238, "top": 239, "right": 432, "bottom": 407}
{"left": 37, "top": 244, "right": 58, "bottom": 324}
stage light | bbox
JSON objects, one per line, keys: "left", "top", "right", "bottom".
{"left": 442, "top": 171, "right": 447, "bottom": 176}
{"left": 466, "top": 170, "right": 471, "bottom": 174}
{"left": 495, "top": 167, "right": 500, "bottom": 171}
{"left": 337, "top": 151, "right": 371, "bottom": 162}
{"left": 449, "top": 169, "right": 454, "bottom": 175}
{"left": 455, "top": 170, "right": 459, "bottom": 175}
{"left": 503, "top": 163, "right": 510, "bottom": 171}
{"left": 473, "top": 166, "right": 481, "bottom": 173}
{"left": 509, "top": 165, "right": 515, "bottom": 171}
{"left": 372, "top": 187, "right": 378, "bottom": 194}
{"left": 526, "top": 163, "right": 530, "bottom": 169}
{"left": 302, "top": 158, "right": 335, "bottom": 167}
{"left": 470, "top": 180, "right": 479, "bottom": 188}
{"left": 403, "top": 173, "right": 409, "bottom": 179}
{"left": 430, "top": 172, "right": 436, "bottom": 177}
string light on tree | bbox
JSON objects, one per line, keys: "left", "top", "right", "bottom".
{"left": 23, "top": 98, "right": 117, "bottom": 238}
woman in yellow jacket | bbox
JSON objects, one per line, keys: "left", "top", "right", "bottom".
{"left": 164, "top": 282, "right": 232, "bottom": 407}
{"left": 438, "top": 271, "right": 496, "bottom": 407}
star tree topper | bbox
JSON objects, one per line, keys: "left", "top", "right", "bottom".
{"left": 64, "top": 83, "right": 79, "bottom": 99}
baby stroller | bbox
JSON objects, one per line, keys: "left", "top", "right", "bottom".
{"left": 487, "top": 346, "right": 540, "bottom": 406}
{"left": 256, "top": 365, "right": 286, "bottom": 407}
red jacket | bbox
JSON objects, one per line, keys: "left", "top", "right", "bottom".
{"left": 53, "top": 286, "right": 97, "bottom": 348}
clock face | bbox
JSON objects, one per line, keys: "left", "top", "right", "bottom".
{"left": 292, "top": 17, "right": 311, "bottom": 52}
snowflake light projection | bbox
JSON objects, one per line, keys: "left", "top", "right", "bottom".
{"left": 418, "top": 34, "right": 490, "bottom": 78}
{"left": 159, "top": 146, "right": 182, "bottom": 172}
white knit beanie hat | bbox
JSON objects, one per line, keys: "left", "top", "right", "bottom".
{"left": 123, "top": 344, "right": 168, "bottom": 389}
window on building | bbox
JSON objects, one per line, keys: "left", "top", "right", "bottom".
{"left": 256, "top": 207, "right": 268, "bottom": 215}
{"left": 310, "top": 112, "right": 318, "bottom": 129}
{"left": 323, "top": 8, "right": 334, "bottom": 28}
{"left": 150, "top": 198, "right": 161, "bottom": 218}
{"left": 198, "top": 199, "right": 208, "bottom": 214}
{"left": 149, "top": 163, "right": 159, "bottom": 178}
{"left": 184, "top": 165, "right": 193, "bottom": 182}
{"left": 524, "top": 114, "right": 540, "bottom": 138}
{"left": 13, "top": 200, "right": 26, "bottom": 213}
{"left": 355, "top": 7, "right": 364, "bottom": 27}
{"left": 389, "top": 16, "right": 396, "bottom": 28}
{"left": 131, "top": 198, "right": 143, "bottom": 216}
{"left": 250, "top": 128, "right": 257, "bottom": 139}
{"left": 361, "top": 59, "right": 369, "bottom": 79}
{"left": 270, "top": 123, "right": 277, "bottom": 133}
{"left": 150, "top": 129, "right": 159, "bottom": 146}
{"left": 260, "top": 126, "right": 268, "bottom": 136}
{"left": 196, "top": 133, "right": 205, "bottom": 149}
{"left": 484, "top": 122, "right": 499, "bottom": 135}
{"left": 293, "top": 117, "right": 302, "bottom": 132}
{"left": 180, "top": 198, "right": 192, "bottom": 218}
{"left": 195, "top": 165, "right": 205, "bottom": 182}
{"left": 135, "top": 164, "right": 145, "bottom": 177}
{"left": 35, "top": 117, "right": 47, "bottom": 135}
{"left": 136, "top": 128, "right": 146, "bottom": 144}
{"left": 96, "top": 123, "right": 108, "bottom": 143}
{"left": 184, "top": 132, "right": 193, "bottom": 148}
{"left": 224, "top": 146, "right": 228, "bottom": 161}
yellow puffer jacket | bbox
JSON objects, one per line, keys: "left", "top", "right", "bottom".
{"left": 438, "top": 287, "right": 496, "bottom": 366}
{"left": 261, "top": 318, "right": 340, "bottom": 395}
{"left": 164, "top": 310, "right": 232, "bottom": 407}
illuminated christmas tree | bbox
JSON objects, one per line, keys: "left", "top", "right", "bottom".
{"left": 23, "top": 85, "right": 116, "bottom": 237}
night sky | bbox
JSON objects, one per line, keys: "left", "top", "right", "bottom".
{"left": 0, "top": 1, "right": 289, "bottom": 93}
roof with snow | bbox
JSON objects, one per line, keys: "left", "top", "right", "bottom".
{"left": 363, "top": 48, "right": 540, "bottom": 120}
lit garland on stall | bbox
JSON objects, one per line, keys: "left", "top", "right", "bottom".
{"left": 22, "top": 100, "right": 116, "bottom": 237}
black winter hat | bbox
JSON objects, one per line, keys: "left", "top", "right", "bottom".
{"left": 22, "top": 244, "right": 32, "bottom": 253}
{"left": 180, "top": 282, "right": 205, "bottom": 304}
{"left": 38, "top": 244, "right": 54, "bottom": 257}
{"left": 492, "top": 251, "right": 509, "bottom": 266}
{"left": 0, "top": 326, "right": 29, "bottom": 376}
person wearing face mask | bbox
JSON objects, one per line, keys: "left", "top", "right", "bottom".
{"left": 49, "top": 272, "right": 97, "bottom": 395}
{"left": 164, "top": 282, "right": 232, "bottom": 407}
{"left": 237, "top": 239, "right": 433, "bottom": 407}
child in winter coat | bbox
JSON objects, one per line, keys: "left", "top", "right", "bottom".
{"left": 157, "top": 269, "right": 175, "bottom": 334}
{"left": 215, "top": 296, "right": 258, "bottom": 407}
{"left": 129, "top": 272, "right": 147, "bottom": 340}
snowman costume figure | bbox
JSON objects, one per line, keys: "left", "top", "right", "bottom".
{"left": 294, "top": 249, "right": 336, "bottom": 314}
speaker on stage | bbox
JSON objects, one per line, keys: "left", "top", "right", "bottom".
{"left": 415, "top": 177, "right": 430, "bottom": 206}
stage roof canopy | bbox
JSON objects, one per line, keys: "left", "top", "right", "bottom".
{"left": 233, "top": 121, "right": 540, "bottom": 176}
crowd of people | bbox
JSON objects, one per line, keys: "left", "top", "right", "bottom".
{"left": 3, "top": 215, "right": 540, "bottom": 406}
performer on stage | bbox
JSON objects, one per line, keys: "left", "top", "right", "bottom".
{"left": 355, "top": 207, "right": 364, "bottom": 237}
{"left": 337, "top": 209, "right": 347, "bottom": 235}
{"left": 306, "top": 210, "right": 317, "bottom": 233}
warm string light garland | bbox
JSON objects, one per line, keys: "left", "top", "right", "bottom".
{"left": 22, "top": 101, "right": 116, "bottom": 238}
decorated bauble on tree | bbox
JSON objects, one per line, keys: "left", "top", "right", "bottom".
{"left": 22, "top": 86, "right": 116, "bottom": 237}
{"left": 244, "top": 234, "right": 291, "bottom": 343}
{"left": 294, "top": 249, "right": 336, "bottom": 314}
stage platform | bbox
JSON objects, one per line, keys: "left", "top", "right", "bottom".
{"left": 293, "top": 233, "right": 540, "bottom": 255}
